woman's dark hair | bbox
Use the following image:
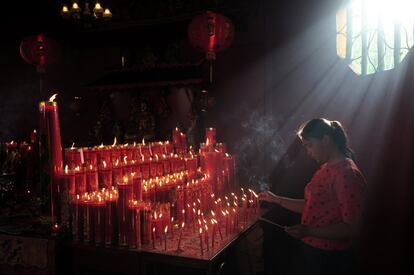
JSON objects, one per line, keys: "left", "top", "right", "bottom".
{"left": 297, "top": 118, "right": 355, "bottom": 160}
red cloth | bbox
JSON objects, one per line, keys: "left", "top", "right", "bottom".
{"left": 301, "top": 158, "right": 365, "bottom": 251}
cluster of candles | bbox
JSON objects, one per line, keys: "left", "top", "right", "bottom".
{"left": 53, "top": 127, "right": 263, "bottom": 256}
{"left": 70, "top": 183, "right": 259, "bottom": 256}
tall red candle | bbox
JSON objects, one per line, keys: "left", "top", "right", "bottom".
{"left": 205, "top": 127, "right": 216, "bottom": 147}
{"left": 86, "top": 165, "right": 99, "bottom": 192}
{"left": 74, "top": 166, "right": 87, "bottom": 194}
{"left": 98, "top": 161, "right": 112, "bottom": 189}
{"left": 93, "top": 195, "right": 105, "bottom": 245}
{"left": 104, "top": 192, "right": 117, "bottom": 246}
{"left": 71, "top": 195, "right": 84, "bottom": 242}
{"left": 117, "top": 176, "right": 133, "bottom": 247}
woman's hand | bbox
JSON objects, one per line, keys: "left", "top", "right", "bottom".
{"left": 258, "top": 191, "right": 279, "bottom": 204}
{"left": 285, "top": 224, "right": 309, "bottom": 239}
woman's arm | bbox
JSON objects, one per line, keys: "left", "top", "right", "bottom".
{"left": 259, "top": 192, "right": 305, "bottom": 214}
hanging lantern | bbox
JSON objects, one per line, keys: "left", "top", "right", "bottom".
{"left": 188, "top": 11, "right": 235, "bottom": 83}
{"left": 19, "top": 34, "right": 62, "bottom": 73}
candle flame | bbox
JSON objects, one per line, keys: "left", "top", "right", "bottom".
{"left": 171, "top": 217, "right": 174, "bottom": 222}
{"left": 103, "top": 160, "right": 107, "bottom": 168}
{"left": 70, "top": 142, "right": 75, "bottom": 149}
{"left": 153, "top": 227, "right": 155, "bottom": 233}
{"left": 142, "top": 138, "right": 145, "bottom": 145}
{"left": 164, "top": 226, "right": 168, "bottom": 233}
{"left": 181, "top": 222, "right": 185, "bottom": 228}
{"left": 211, "top": 210, "right": 215, "bottom": 216}
{"left": 99, "top": 143, "right": 104, "bottom": 148}
{"left": 199, "top": 227, "right": 202, "bottom": 234}
{"left": 205, "top": 224, "right": 208, "bottom": 231}
{"left": 225, "top": 153, "right": 230, "bottom": 157}
{"left": 64, "top": 165, "right": 69, "bottom": 173}
{"left": 115, "top": 159, "right": 119, "bottom": 166}
{"left": 49, "top": 93, "right": 58, "bottom": 102}
{"left": 182, "top": 209, "right": 185, "bottom": 214}
{"left": 112, "top": 137, "right": 117, "bottom": 147}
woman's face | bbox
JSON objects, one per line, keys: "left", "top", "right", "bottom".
{"left": 302, "top": 136, "right": 329, "bottom": 163}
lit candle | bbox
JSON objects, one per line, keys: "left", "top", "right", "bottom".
{"left": 205, "top": 127, "right": 216, "bottom": 147}
{"left": 199, "top": 227, "right": 204, "bottom": 256}
{"left": 204, "top": 224, "right": 209, "bottom": 252}
{"left": 98, "top": 160, "right": 112, "bottom": 189}
{"left": 152, "top": 227, "right": 156, "bottom": 249}
{"left": 93, "top": 195, "right": 105, "bottom": 245}
{"left": 71, "top": 194, "right": 84, "bottom": 243}
{"left": 177, "top": 222, "right": 184, "bottom": 251}
{"left": 164, "top": 225, "right": 168, "bottom": 251}
{"left": 104, "top": 191, "right": 117, "bottom": 246}
{"left": 117, "top": 176, "right": 133, "bottom": 247}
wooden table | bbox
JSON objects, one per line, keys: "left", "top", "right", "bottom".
{"left": 64, "top": 214, "right": 263, "bottom": 275}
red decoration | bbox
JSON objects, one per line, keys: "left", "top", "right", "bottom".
{"left": 188, "top": 11, "right": 235, "bottom": 59}
{"left": 19, "top": 34, "right": 61, "bottom": 70}
{"left": 188, "top": 11, "right": 235, "bottom": 83}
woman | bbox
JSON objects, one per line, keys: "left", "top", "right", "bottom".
{"left": 259, "top": 118, "right": 365, "bottom": 275}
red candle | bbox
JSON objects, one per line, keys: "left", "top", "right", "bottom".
{"left": 86, "top": 165, "right": 99, "bottom": 192}
{"left": 177, "top": 222, "right": 184, "bottom": 251}
{"left": 164, "top": 225, "right": 168, "bottom": 251}
{"left": 185, "top": 156, "right": 198, "bottom": 180}
{"left": 112, "top": 159, "right": 123, "bottom": 186}
{"left": 71, "top": 195, "right": 84, "bottom": 242}
{"left": 131, "top": 172, "right": 142, "bottom": 201}
{"left": 206, "top": 127, "right": 216, "bottom": 146}
{"left": 223, "top": 154, "right": 236, "bottom": 191}
{"left": 162, "top": 154, "right": 171, "bottom": 175}
{"left": 74, "top": 166, "right": 87, "bottom": 194}
{"left": 204, "top": 224, "right": 209, "bottom": 252}
{"left": 149, "top": 157, "right": 158, "bottom": 178}
{"left": 180, "top": 133, "right": 187, "bottom": 154}
{"left": 104, "top": 191, "right": 117, "bottom": 246}
{"left": 96, "top": 145, "right": 111, "bottom": 169}
{"left": 128, "top": 200, "right": 141, "bottom": 249}
{"left": 199, "top": 227, "right": 204, "bottom": 256}
{"left": 142, "top": 209, "right": 152, "bottom": 245}
{"left": 211, "top": 219, "right": 216, "bottom": 249}
{"left": 83, "top": 194, "right": 94, "bottom": 244}
{"left": 140, "top": 158, "right": 150, "bottom": 180}
{"left": 83, "top": 147, "right": 97, "bottom": 168}
{"left": 93, "top": 195, "right": 105, "bottom": 245}
{"left": 204, "top": 151, "right": 218, "bottom": 195}
{"left": 98, "top": 161, "right": 112, "bottom": 189}
{"left": 172, "top": 128, "right": 181, "bottom": 153}
{"left": 152, "top": 227, "right": 156, "bottom": 249}
{"left": 39, "top": 98, "right": 63, "bottom": 176}
{"left": 64, "top": 146, "right": 82, "bottom": 170}
{"left": 117, "top": 176, "right": 133, "bottom": 247}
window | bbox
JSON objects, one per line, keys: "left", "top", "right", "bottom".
{"left": 336, "top": 0, "right": 414, "bottom": 75}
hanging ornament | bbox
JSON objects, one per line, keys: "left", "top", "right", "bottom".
{"left": 188, "top": 11, "right": 235, "bottom": 83}
{"left": 19, "top": 34, "right": 61, "bottom": 73}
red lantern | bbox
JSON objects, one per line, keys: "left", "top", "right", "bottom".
{"left": 188, "top": 11, "right": 235, "bottom": 83}
{"left": 19, "top": 34, "right": 61, "bottom": 71}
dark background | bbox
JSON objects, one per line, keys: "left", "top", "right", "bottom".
{"left": 1, "top": 0, "right": 413, "bottom": 274}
